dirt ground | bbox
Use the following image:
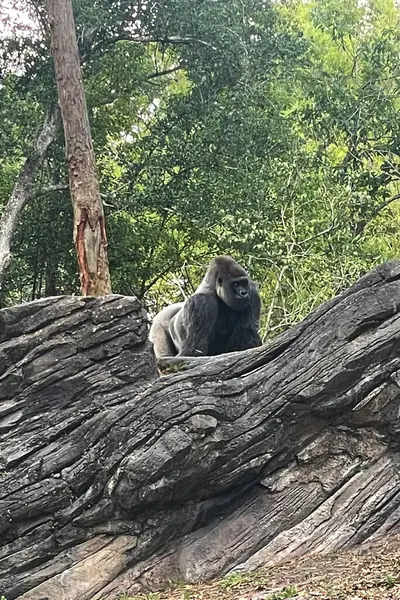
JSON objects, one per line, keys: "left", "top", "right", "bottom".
{"left": 126, "top": 534, "right": 400, "bottom": 600}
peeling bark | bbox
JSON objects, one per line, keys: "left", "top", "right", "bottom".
{"left": 47, "top": 0, "right": 111, "bottom": 296}
{"left": 0, "top": 109, "right": 59, "bottom": 283}
{"left": 0, "top": 261, "right": 400, "bottom": 599}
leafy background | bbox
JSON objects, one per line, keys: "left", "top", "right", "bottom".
{"left": 1, "top": 0, "right": 400, "bottom": 339}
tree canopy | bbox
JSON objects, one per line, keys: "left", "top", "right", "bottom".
{"left": 1, "top": 0, "right": 400, "bottom": 338}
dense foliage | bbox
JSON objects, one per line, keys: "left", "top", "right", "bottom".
{"left": 1, "top": 0, "right": 400, "bottom": 337}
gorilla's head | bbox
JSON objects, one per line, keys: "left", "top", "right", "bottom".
{"left": 217, "top": 275, "right": 250, "bottom": 310}
{"left": 211, "top": 256, "right": 251, "bottom": 311}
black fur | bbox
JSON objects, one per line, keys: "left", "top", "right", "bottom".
{"left": 149, "top": 256, "right": 262, "bottom": 358}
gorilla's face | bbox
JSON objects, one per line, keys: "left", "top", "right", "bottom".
{"left": 217, "top": 276, "right": 250, "bottom": 311}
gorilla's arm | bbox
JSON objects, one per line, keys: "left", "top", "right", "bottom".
{"left": 225, "top": 282, "right": 262, "bottom": 352}
{"left": 172, "top": 293, "right": 219, "bottom": 356}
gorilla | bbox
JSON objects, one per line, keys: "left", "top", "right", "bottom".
{"left": 149, "top": 256, "right": 262, "bottom": 358}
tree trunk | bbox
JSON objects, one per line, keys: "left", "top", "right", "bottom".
{"left": 1, "top": 261, "right": 400, "bottom": 600}
{"left": 47, "top": 0, "right": 111, "bottom": 296}
{"left": 0, "top": 109, "right": 59, "bottom": 284}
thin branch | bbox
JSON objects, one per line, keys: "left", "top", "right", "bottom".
{"left": 355, "top": 193, "right": 400, "bottom": 236}
{"left": 92, "top": 34, "right": 218, "bottom": 55}
{"left": 33, "top": 184, "right": 69, "bottom": 198}
{"left": 146, "top": 62, "right": 185, "bottom": 80}
{"left": 263, "top": 240, "right": 296, "bottom": 340}
{"left": 373, "top": 193, "right": 400, "bottom": 216}
{"left": 92, "top": 64, "right": 184, "bottom": 106}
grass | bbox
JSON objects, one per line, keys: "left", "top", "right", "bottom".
{"left": 386, "top": 574, "right": 398, "bottom": 588}
{"left": 218, "top": 569, "right": 270, "bottom": 590}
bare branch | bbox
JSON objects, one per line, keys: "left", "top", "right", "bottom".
{"left": 0, "top": 107, "right": 60, "bottom": 283}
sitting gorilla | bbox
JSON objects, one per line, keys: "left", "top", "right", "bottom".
{"left": 149, "top": 256, "right": 262, "bottom": 358}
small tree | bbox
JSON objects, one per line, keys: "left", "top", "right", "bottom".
{"left": 47, "top": 0, "right": 111, "bottom": 296}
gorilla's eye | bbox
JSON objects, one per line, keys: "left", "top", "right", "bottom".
{"left": 232, "top": 282, "right": 238, "bottom": 288}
